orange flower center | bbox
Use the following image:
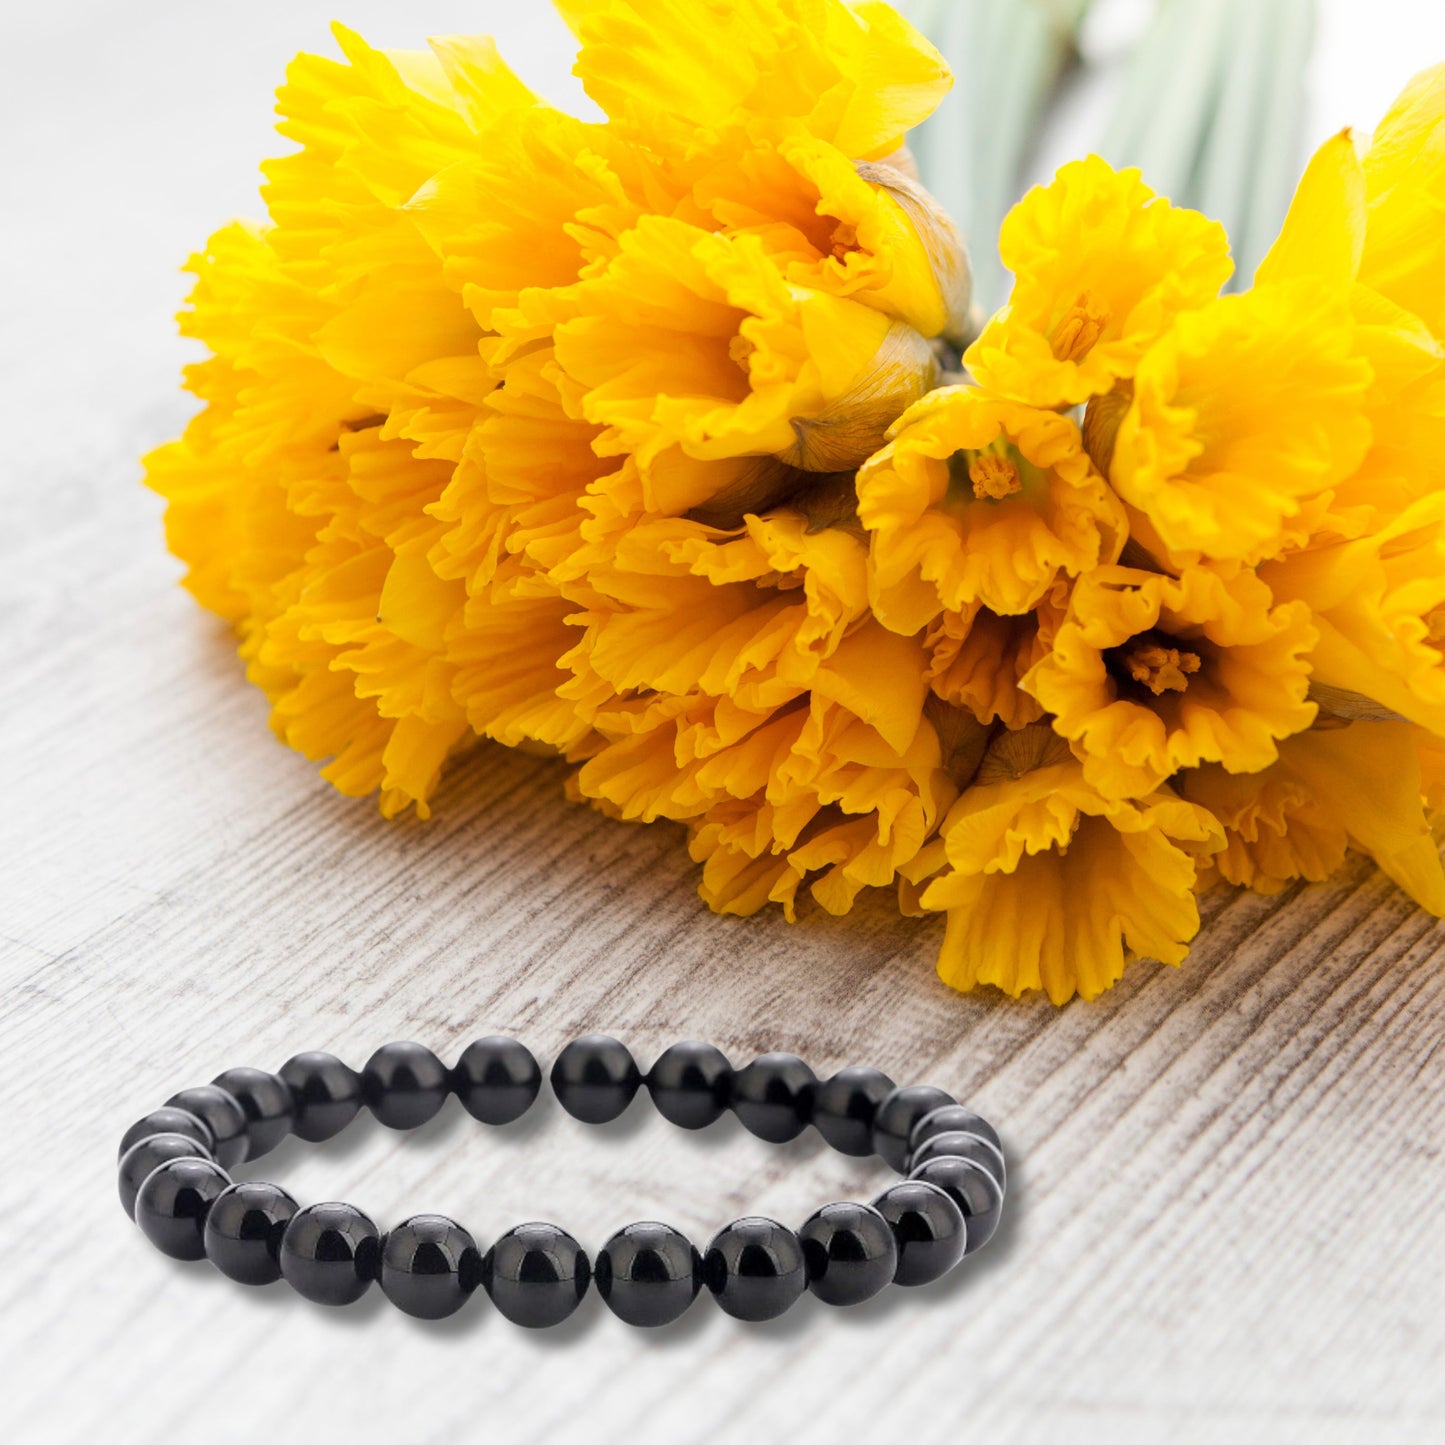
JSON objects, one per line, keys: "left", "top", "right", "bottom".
{"left": 830, "top": 220, "right": 860, "bottom": 260}
{"left": 1122, "top": 641, "right": 1201, "bottom": 696}
{"left": 728, "top": 333, "right": 757, "bottom": 372}
{"left": 1049, "top": 290, "right": 1110, "bottom": 364}
{"left": 969, "top": 454, "right": 1023, "bottom": 500}
{"left": 1426, "top": 606, "right": 1445, "bottom": 647}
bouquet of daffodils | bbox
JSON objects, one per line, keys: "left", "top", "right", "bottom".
{"left": 146, "top": 0, "right": 1445, "bottom": 1002}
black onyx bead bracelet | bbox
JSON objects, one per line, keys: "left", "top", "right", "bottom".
{"left": 118, "top": 1036, "right": 1006, "bottom": 1328}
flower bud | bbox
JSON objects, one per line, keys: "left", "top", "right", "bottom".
{"left": 777, "top": 319, "right": 938, "bottom": 471}
{"left": 856, "top": 157, "right": 973, "bottom": 346}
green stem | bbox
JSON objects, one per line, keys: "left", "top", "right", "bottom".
{"left": 904, "top": 0, "right": 1318, "bottom": 314}
{"left": 905, "top": 0, "right": 1084, "bottom": 313}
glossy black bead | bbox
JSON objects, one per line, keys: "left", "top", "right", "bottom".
{"left": 908, "top": 1156, "right": 1004, "bottom": 1254}
{"left": 118, "top": 1106, "right": 213, "bottom": 1161}
{"left": 645, "top": 1040, "right": 732, "bottom": 1130}
{"left": 872, "top": 1179, "right": 966, "bottom": 1286}
{"left": 550, "top": 1034, "right": 641, "bottom": 1124}
{"left": 361, "top": 1041, "right": 450, "bottom": 1130}
{"left": 909, "top": 1103, "right": 1003, "bottom": 1158}
{"left": 203, "top": 1181, "right": 298, "bottom": 1285}
{"left": 799, "top": 1201, "right": 897, "bottom": 1307}
{"left": 164, "top": 1085, "right": 249, "bottom": 1168}
{"left": 279, "top": 1051, "right": 363, "bottom": 1142}
{"left": 907, "top": 1129, "right": 1007, "bottom": 1192}
{"left": 451, "top": 1037, "right": 542, "bottom": 1125}
{"left": 134, "top": 1157, "right": 231, "bottom": 1260}
{"left": 730, "top": 1053, "right": 816, "bottom": 1143}
{"left": 703, "top": 1216, "right": 807, "bottom": 1321}
{"left": 119, "top": 1133, "right": 215, "bottom": 1220}
{"left": 211, "top": 1066, "right": 294, "bottom": 1158}
{"left": 280, "top": 1202, "right": 381, "bottom": 1306}
{"left": 871, "top": 1084, "right": 955, "bottom": 1172}
{"left": 483, "top": 1223, "right": 590, "bottom": 1328}
{"left": 810, "top": 1066, "right": 896, "bottom": 1156}
{"left": 380, "top": 1214, "right": 482, "bottom": 1319}
{"left": 595, "top": 1221, "right": 703, "bottom": 1328}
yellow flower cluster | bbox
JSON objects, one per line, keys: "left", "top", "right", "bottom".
{"left": 145, "top": 1, "right": 1445, "bottom": 1003}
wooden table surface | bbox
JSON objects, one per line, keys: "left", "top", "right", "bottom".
{"left": 4, "top": 4, "right": 1444, "bottom": 1442}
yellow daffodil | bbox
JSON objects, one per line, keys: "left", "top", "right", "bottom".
{"left": 858, "top": 386, "right": 1124, "bottom": 631}
{"left": 923, "top": 585, "right": 1067, "bottom": 729}
{"left": 685, "top": 684, "right": 970, "bottom": 921}
{"left": 405, "top": 104, "right": 672, "bottom": 335}
{"left": 1252, "top": 124, "right": 1445, "bottom": 536}
{"left": 1184, "top": 761, "right": 1346, "bottom": 897}
{"left": 1181, "top": 722, "right": 1445, "bottom": 913}
{"left": 146, "top": 7, "right": 957, "bottom": 820}
{"left": 144, "top": 29, "right": 496, "bottom": 821}
{"left": 1262, "top": 493, "right": 1445, "bottom": 735}
{"left": 1423, "top": 729, "right": 1445, "bottom": 802}
{"left": 424, "top": 345, "right": 609, "bottom": 600}
{"left": 689, "top": 127, "right": 969, "bottom": 340}
{"left": 1106, "top": 281, "right": 1373, "bottom": 566}
{"left": 965, "top": 155, "right": 1233, "bottom": 408}
{"left": 555, "top": 0, "right": 951, "bottom": 161}
{"left": 1359, "top": 63, "right": 1445, "bottom": 342}
{"left": 902, "top": 725, "right": 1224, "bottom": 1003}
{"left": 554, "top": 518, "right": 886, "bottom": 830}
{"left": 447, "top": 566, "right": 597, "bottom": 754}
{"left": 568, "top": 511, "right": 871, "bottom": 722}
{"left": 1024, "top": 565, "right": 1318, "bottom": 799}
{"left": 1420, "top": 732, "right": 1445, "bottom": 850}
{"left": 573, "top": 619, "right": 970, "bottom": 918}
{"left": 553, "top": 217, "right": 937, "bottom": 471}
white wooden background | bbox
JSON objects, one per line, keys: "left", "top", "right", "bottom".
{"left": 4, "top": 3, "right": 1444, "bottom": 1442}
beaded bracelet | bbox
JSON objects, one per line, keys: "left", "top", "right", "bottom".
{"left": 118, "top": 1035, "right": 1006, "bottom": 1328}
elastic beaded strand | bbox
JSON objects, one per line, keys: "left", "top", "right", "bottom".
{"left": 119, "top": 1036, "right": 1005, "bottom": 1328}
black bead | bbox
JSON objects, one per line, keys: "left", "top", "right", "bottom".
{"left": 871, "top": 1084, "right": 955, "bottom": 1172}
{"left": 799, "top": 1201, "right": 897, "bottom": 1307}
{"left": 703, "top": 1216, "right": 807, "bottom": 1321}
{"left": 165, "top": 1085, "right": 250, "bottom": 1168}
{"left": 550, "top": 1034, "right": 641, "bottom": 1124}
{"left": 909, "top": 1103, "right": 1003, "bottom": 1158}
{"left": 380, "top": 1214, "right": 482, "bottom": 1319}
{"left": 908, "top": 1157, "right": 1004, "bottom": 1254}
{"left": 645, "top": 1041, "right": 732, "bottom": 1130}
{"left": 361, "top": 1042, "right": 450, "bottom": 1130}
{"left": 872, "top": 1180, "right": 966, "bottom": 1287}
{"left": 118, "top": 1106, "right": 213, "bottom": 1161}
{"left": 203, "top": 1181, "right": 298, "bottom": 1285}
{"left": 279, "top": 1202, "right": 381, "bottom": 1306}
{"left": 134, "top": 1157, "right": 231, "bottom": 1261}
{"left": 730, "top": 1053, "right": 816, "bottom": 1143}
{"left": 595, "top": 1221, "right": 703, "bottom": 1328}
{"left": 810, "top": 1066, "right": 896, "bottom": 1156}
{"left": 483, "top": 1223, "right": 590, "bottom": 1328}
{"left": 279, "top": 1051, "right": 363, "bottom": 1142}
{"left": 211, "top": 1066, "right": 294, "bottom": 1158}
{"left": 119, "top": 1134, "right": 215, "bottom": 1220}
{"left": 907, "top": 1130, "right": 1007, "bottom": 1193}
{"left": 450, "top": 1037, "right": 542, "bottom": 1126}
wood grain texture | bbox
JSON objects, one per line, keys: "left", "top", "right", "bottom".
{"left": 3, "top": 4, "right": 1444, "bottom": 1443}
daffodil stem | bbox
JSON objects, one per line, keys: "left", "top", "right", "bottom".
{"left": 908, "top": 0, "right": 1319, "bottom": 317}
{"left": 1102, "top": 0, "right": 1237, "bottom": 202}
{"left": 1103, "top": 0, "right": 1318, "bottom": 283}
